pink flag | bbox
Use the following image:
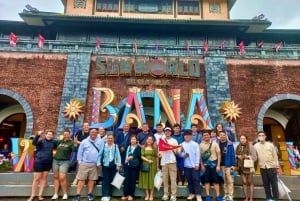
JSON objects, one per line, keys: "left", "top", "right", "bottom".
{"left": 274, "top": 41, "right": 282, "bottom": 53}
{"left": 9, "top": 32, "right": 18, "bottom": 47}
{"left": 239, "top": 41, "right": 245, "bottom": 55}
{"left": 220, "top": 40, "right": 226, "bottom": 49}
{"left": 257, "top": 41, "right": 264, "bottom": 48}
{"left": 96, "top": 37, "right": 101, "bottom": 51}
{"left": 37, "top": 34, "right": 45, "bottom": 48}
{"left": 186, "top": 40, "right": 190, "bottom": 53}
{"left": 204, "top": 40, "right": 209, "bottom": 54}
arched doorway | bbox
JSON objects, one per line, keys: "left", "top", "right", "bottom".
{"left": 0, "top": 89, "right": 34, "bottom": 150}
{"left": 257, "top": 94, "right": 300, "bottom": 146}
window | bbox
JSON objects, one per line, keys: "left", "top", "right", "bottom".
{"left": 124, "top": 0, "right": 173, "bottom": 14}
{"left": 96, "top": 0, "right": 119, "bottom": 12}
{"left": 74, "top": 0, "right": 87, "bottom": 8}
{"left": 178, "top": 0, "right": 200, "bottom": 15}
{"left": 209, "top": 2, "right": 221, "bottom": 13}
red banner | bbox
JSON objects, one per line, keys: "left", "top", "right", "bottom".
{"left": 158, "top": 138, "right": 181, "bottom": 151}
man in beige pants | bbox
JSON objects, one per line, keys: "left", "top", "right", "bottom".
{"left": 159, "top": 127, "right": 178, "bottom": 201}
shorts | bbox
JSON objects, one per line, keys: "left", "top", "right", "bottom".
{"left": 34, "top": 161, "right": 52, "bottom": 172}
{"left": 203, "top": 165, "right": 219, "bottom": 184}
{"left": 76, "top": 163, "right": 98, "bottom": 181}
{"left": 52, "top": 159, "right": 70, "bottom": 174}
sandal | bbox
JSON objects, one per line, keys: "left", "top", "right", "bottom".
{"left": 27, "top": 196, "right": 35, "bottom": 201}
{"left": 38, "top": 196, "right": 44, "bottom": 201}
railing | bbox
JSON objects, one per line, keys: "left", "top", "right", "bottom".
{"left": 0, "top": 39, "right": 299, "bottom": 59}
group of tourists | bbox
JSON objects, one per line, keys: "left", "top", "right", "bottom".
{"left": 27, "top": 122, "right": 280, "bottom": 201}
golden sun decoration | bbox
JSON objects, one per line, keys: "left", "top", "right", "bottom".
{"left": 220, "top": 100, "right": 241, "bottom": 123}
{"left": 63, "top": 98, "right": 84, "bottom": 121}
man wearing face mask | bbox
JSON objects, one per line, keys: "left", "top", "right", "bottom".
{"left": 254, "top": 131, "right": 279, "bottom": 201}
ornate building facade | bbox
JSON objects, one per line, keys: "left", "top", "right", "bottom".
{"left": 0, "top": 0, "right": 300, "bottom": 163}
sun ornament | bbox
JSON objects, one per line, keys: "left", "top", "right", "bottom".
{"left": 63, "top": 98, "right": 85, "bottom": 121}
{"left": 220, "top": 100, "right": 241, "bottom": 123}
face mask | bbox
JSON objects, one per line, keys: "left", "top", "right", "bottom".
{"left": 258, "top": 136, "right": 264, "bottom": 142}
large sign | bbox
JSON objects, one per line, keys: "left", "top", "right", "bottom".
{"left": 90, "top": 87, "right": 212, "bottom": 129}
{"left": 95, "top": 57, "right": 201, "bottom": 78}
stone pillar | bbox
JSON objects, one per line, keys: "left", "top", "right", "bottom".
{"left": 56, "top": 52, "right": 91, "bottom": 134}
{"left": 204, "top": 56, "right": 231, "bottom": 126}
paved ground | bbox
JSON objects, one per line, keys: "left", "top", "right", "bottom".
{"left": 0, "top": 198, "right": 267, "bottom": 201}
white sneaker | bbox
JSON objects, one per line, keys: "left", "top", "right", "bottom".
{"left": 162, "top": 195, "right": 169, "bottom": 201}
{"left": 62, "top": 194, "right": 68, "bottom": 200}
{"left": 187, "top": 194, "right": 195, "bottom": 200}
{"left": 51, "top": 194, "right": 58, "bottom": 200}
{"left": 196, "top": 195, "right": 202, "bottom": 201}
{"left": 170, "top": 195, "right": 177, "bottom": 201}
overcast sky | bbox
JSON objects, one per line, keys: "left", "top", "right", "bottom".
{"left": 0, "top": 0, "right": 299, "bottom": 29}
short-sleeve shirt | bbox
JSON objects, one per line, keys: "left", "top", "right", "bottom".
{"left": 200, "top": 141, "right": 220, "bottom": 161}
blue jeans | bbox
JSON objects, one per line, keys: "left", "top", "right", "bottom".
{"left": 184, "top": 167, "right": 202, "bottom": 195}
{"left": 102, "top": 166, "right": 117, "bottom": 197}
{"left": 260, "top": 168, "right": 278, "bottom": 200}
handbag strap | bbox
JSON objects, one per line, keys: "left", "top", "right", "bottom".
{"left": 89, "top": 140, "right": 99, "bottom": 152}
{"left": 208, "top": 143, "right": 212, "bottom": 150}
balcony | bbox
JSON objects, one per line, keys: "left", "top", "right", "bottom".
{"left": 0, "top": 39, "right": 299, "bottom": 59}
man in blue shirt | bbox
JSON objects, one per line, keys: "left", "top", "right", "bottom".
{"left": 137, "top": 123, "right": 154, "bottom": 147}
{"left": 219, "top": 130, "right": 235, "bottom": 201}
{"left": 73, "top": 128, "right": 103, "bottom": 201}
{"left": 191, "top": 124, "right": 202, "bottom": 144}
{"left": 115, "top": 123, "right": 132, "bottom": 165}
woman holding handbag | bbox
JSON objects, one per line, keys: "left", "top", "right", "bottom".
{"left": 138, "top": 135, "right": 158, "bottom": 201}
{"left": 236, "top": 135, "right": 257, "bottom": 201}
{"left": 122, "top": 135, "right": 141, "bottom": 200}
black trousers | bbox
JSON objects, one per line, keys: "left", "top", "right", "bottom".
{"left": 260, "top": 168, "right": 279, "bottom": 200}
{"left": 184, "top": 167, "right": 202, "bottom": 195}
{"left": 102, "top": 166, "right": 117, "bottom": 197}
{"left": 123, "top": 164, "right": 139, "bottom": 197}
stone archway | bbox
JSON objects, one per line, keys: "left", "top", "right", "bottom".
{"left": 257, "top": 94, "right": 300, "bottom": 131}
{"left": 0, "top": 89, "right": 34, "bottom": 138}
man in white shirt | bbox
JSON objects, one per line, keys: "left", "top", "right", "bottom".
{"left": 160, "top": 127, "right": 178, "bottom": 201}
{"left": 181, "top": 130, "right": 202, "bottom": 201}
{"left": 254, "top": 131, "right": 279, "bottom": 201}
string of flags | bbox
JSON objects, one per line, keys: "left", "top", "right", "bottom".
{"left": 7, "top": 32, "right": 284, "bottom": 54}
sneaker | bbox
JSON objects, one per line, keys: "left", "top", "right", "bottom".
{"left": 222, "top": 196, "right": 228, "bottom": 201}
{"left": 162, "top": 195, "right": 169, "bottom": 201}
{"left": 62, "top": 194, "right": 68, "bottom": 200}
{"left": 170, "top": 196, "right": 177, "bottom": 201}
{"left": 51, "top": 194, "right": 58, "bottom": 200}
{"left": 187, "top": 194, "right": 195, "bottom": 200}
{"left": 205, "top": 195, "right": 211, "bottom": 201}
{"left": 227, "top": 196, "right": 233, "bottom": 201}
{"left": 88, "top": 193, "right": 94, "bottom": 201}
{"left": 216, "top": 196, "right": 223, "bottom": 201}
{"left": 101, "top": 197, "right": 110, "bottom": 201}
{"left": 196, "top": 195, "right": 202, "bottom": 201}
{"left": 72, "top": 195, "right": 80, "bottom": 201}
